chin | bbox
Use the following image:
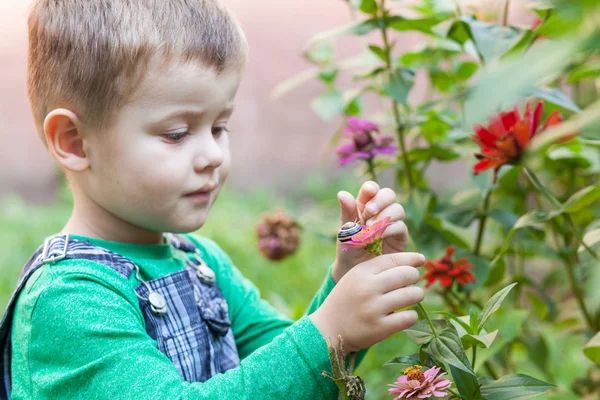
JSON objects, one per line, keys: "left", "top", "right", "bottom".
{"left": 168, "top": 214, "right": 209, "bottom": 234}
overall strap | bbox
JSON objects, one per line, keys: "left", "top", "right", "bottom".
{"left": 0, "top": 234, "right": 137, "bottom": 400}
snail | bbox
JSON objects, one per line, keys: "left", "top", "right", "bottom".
{"left": 337, "top": 221, "right": 363, "bottom": 243}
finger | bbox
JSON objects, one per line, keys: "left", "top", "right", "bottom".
{"left": 376, "top": 266, "right": 421, "bottom": 293}
{"left": 338, "top": 190, "right": 358, "bottom": 225}
{"left": 381, "top": 221, "right": 408, "bottom": 253}
{"left": 363, "top": 252, "right": 425, "bottom": 274}
{"left": 362, "top": 188, "right": 397, "bottom": 221}
{"left": 382, "top": 309, "right": 419, "bottom": 334}
{"left": 356, "top": 181, "right": 379, "bottom": 221}
{"left": 366, "top": 203, "right": 405, "bottom": 227}
{"left": 380, "top": 287, "right": 425, "bottom": 314}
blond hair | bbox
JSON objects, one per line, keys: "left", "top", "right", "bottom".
{"left": 27, "top": 0, "right": 248, "bottom": 145}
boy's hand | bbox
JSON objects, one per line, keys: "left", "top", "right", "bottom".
{"left": 310, "top": 252, "right": 425, "bottom": 353}
{"left": 332, "top": 181, "right": 407, "bottom": 283}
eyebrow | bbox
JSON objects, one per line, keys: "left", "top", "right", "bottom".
{"left": 151, "top": 105, "right": 236, "bottom": 124}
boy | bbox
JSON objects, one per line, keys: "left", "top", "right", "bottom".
{"left": 0, "top": 1, "right": 425, "bottom": 399}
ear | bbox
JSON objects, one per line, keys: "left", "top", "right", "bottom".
{"left": 44, "top": 109, "right": 90, "bottom": 172}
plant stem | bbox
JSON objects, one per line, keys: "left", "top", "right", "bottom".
{"left": 523, "top": 166, "right": 598, "bottom": 259}
{"left": 564, "top": 252, "right": 596, "bottom": 330}
{"left": 377, "top": 0, "right": 415, "bottom": 192}
{"left": 366, "top": 158, "right": 377, "bottom": 181}
{"left": 448, "top": 388, "right": 462, "bottom": 399}
{"left": 502, "top": 0, "right": 510, "bottom": 26}
{"left": 417, "top": 303, "right": 439, "bottom": 338}
{"left": 472, "top": 346, "right": 477, "bottom": 370}
{"left": 474, "top": 191, "right": 491, "bottom": 256}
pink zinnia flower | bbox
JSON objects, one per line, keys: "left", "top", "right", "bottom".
{"left": 341, "top": 216, "right": 393, "bottom": 256}
{"left": 388, "top": 365, "right": 452, "bottom": 399}
{"left": 336, "top": 117, "right": 397, "bottom": 166}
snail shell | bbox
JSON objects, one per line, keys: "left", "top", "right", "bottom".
{"left": 338, "top": 221, "right": 363, "bottom": 242}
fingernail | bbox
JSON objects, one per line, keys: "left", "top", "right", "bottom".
{"left": 419, "top": 254, "right": 426, "bottom": 263}
{"left": 365, "top": 183, "right": 377, "bottom": 192}
{"left": 367, "top": 204, "right": 378, "bottom": 214}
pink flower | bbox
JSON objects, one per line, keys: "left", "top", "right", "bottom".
{"left": 341, "top": 216, "right": 392, "bottom": 249}
{"left": 388, "top": 365, "right": 452, "bottom": 399}
{"left": 336, "top": 117, "right": 397, "bottom": 166}
{"left": 341, "top": 216, "right": 393, "bottom": 256}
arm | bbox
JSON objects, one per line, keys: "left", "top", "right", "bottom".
{"left": 190, "top": 236, "right": 368, "bottom": 368}
{"left": 14, "top": 269, "right": 338, "bottom": 400}
{"left": 189, "top": 235, "right": 337, "bottom": 358}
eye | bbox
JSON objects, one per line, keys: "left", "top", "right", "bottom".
{"left": 212, "top": 126, "right": 229, "bottom": 138}
{"left": 163, "top": 131, "right": 189, "bottom": 143}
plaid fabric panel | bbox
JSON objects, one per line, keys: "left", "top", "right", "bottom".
{"left": 167, "top": 234, "right": 240, "bottom": 373}
{"left": 135, "top": 270, "right": 213, "bottom": 382}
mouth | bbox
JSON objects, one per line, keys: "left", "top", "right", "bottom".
{"left": 185, "top": 183, "right": 217, "bottom": 202}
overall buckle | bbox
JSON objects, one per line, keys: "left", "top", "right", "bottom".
{"left": 40, "top": 234, "right": 70, "bottom": 264}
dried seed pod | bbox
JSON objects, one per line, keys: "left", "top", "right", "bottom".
{"left": 256, "top": 209, "right": 301, "bottom": 261}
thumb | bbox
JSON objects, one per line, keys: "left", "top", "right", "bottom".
{"left": 338, "top": 190, "right": 358, "bottom": 226}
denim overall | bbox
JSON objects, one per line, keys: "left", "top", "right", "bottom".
{"left": 0, "top": 233, "right": 240, "bottom": 399}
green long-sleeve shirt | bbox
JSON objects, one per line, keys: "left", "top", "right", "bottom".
{"left": 10, "top": 234, "right": 344, "bottom": 399}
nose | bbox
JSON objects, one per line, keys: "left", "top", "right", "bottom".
{"left": 192, "top": 131, "right": 225, "bottom": 172}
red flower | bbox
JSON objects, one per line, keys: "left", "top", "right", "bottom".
{"left": 423, "top": 246, "right": 475, "bottom": 288}
{"left": 472, "top": 100, "right": 573, "bottom": 183}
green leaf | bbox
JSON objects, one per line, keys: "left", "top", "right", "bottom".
{"left": 491, "top": 210, "right": 562, "bottom": 266}
{"left": 461, "top": 253, "right": 491, "bottom": 292}
{"left": 383, "top": 355, "right": 422, "bottom": 367}
{"left": 526, "top": 291, "right": 548, "bottom": 319}
{"left": 383, "top": 69, "right": 415, "bottom": 105}
{"left": 479, "top": 374, "right": 555, "bottom": 400}
{"left": 478, "top": 283, "right": 518, "bottom": 332}
{"left": 358, "top": 0, "right": 377, "bottom": 15}
{"left": 465, "top": 38, "right": 577, "bottom": 128}
{"left": 584, "top": 331, "right": 600, "bottom": 366}
{"left": 317, "top": 67, "right": 338, "bottom": 86}
{"left": 526, "top": 87, "right": 581, "bottom": 112}
{"left": 405, "top": 190, "right": 432, "bottom": 229}
{"left": 408, "top": 146, "right": 461, "bottom": 162}
{"left": 405, "top": 319, "right": 447, "bottom": 345}
{"left": 425, "top": 216, "right": 472, "bottom": 249}
{"left": 436, "top": 17, "right": 524, "bottom": 63}
{"left": 469, "top": 309, "right": 479, "bottom": 333}
{"left": 435, "top": 311, "right": 473, "bottom": 334}
{"left": 461, "top": 330, "right": 498, "bottom": 350}
{"left": 367, "top": 45, "right": 388, "bottom": 62}
{"left": 310, "top": 90, "right": 344, "bottom": 121}
{"left": 451, "top": 365, "right": 483, "bottom": 400}
{"left": 535, "top": 11, "right": 574, "bottom": 39}
{"left": 456, "top": 61, "right": 479, "bottom": 81}
{"left": 562, "top": 183, "right": 600, "bottom": 213}
{"left": 307, "top": 18, "right": 380, "bottom": 47}
{"left": 387, "top": 17, "right": 442, "bottom": 34}
{"left": 567, "top": 60, "right": 600, "bottom": 83}
{"left": 306, "top": 41, "right": 334, "bottom": 64}
{"left": 420, "top": 113, "right": 451, "bottom": 143}
{"left": 488, "top": 209, "right": 520, "bottom": 230}
{"left": 424, "top": 324, "right": 475, "bottom": 376}
{"left": 466, "top": 19, "right": 524, "bottom": 64}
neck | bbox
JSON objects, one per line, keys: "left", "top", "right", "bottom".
{"left": 62, "top": 190, "right": 165, "bottom": 245}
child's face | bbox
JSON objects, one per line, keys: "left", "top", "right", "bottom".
{"left": 82, "top": 59, "right": 242, "bottom": 236}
